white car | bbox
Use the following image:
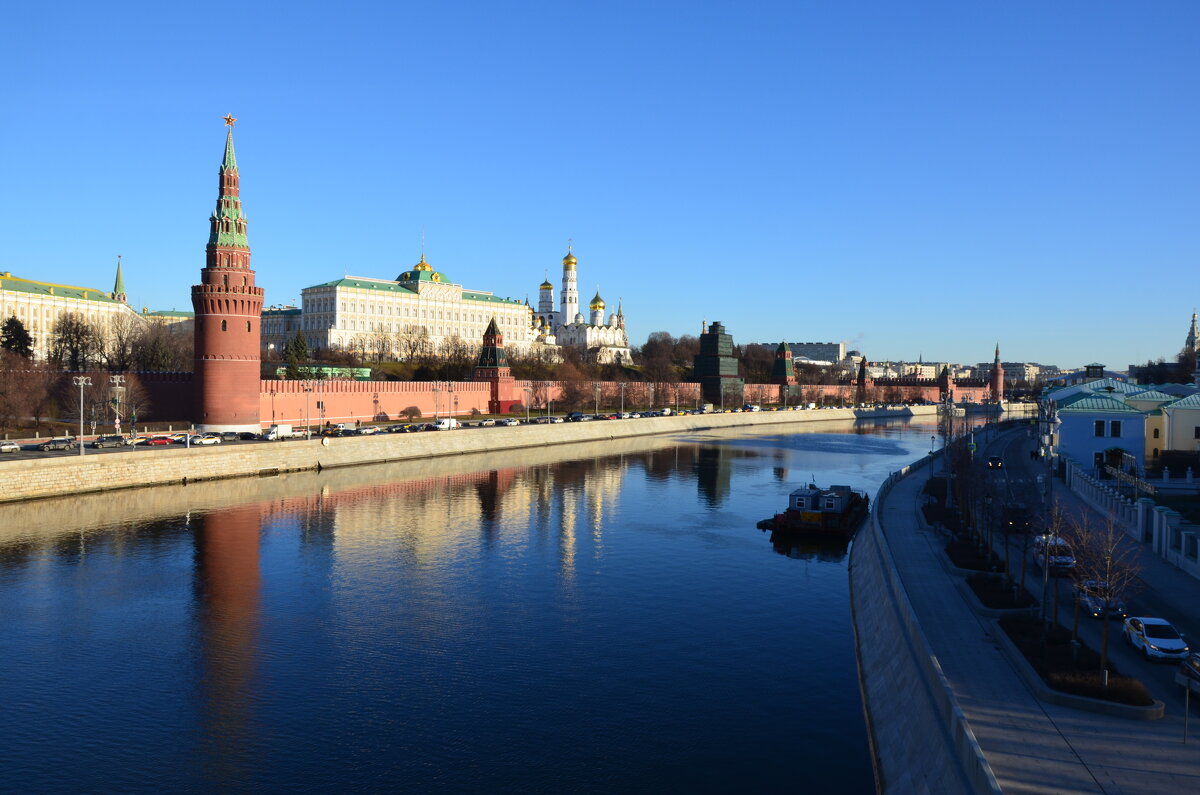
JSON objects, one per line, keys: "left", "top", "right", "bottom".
{"left": 500, "top": 418, "right": 520, "bottom": 426}
{"left": 478, "top": 418, "right": 496, "bottom": 427}
{"left": 189, "top": 434, "right": 221, "bottom": 446}
{"left": 549, "top": 416, "right": 564, "bottom": 424}
{"left": 1124, "top": 617, "right": 1190, "bottom": 661}
{"left": 0, "top": 440, "right": 19, "bottom": 453}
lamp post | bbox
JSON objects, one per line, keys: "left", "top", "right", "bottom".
{"left": 72, "top": 376, "right": 91, "bottom": 455}
{"left": 433, "top": 385, "right": 442, "bottom": 421}
{"left": 304, "top": 384, "right": 313, "bottom": 439}
{"left": 524, "top": 386, "right": 532, "bottom": 424}
{"left": 109, "top": 374, "right": 125, "bottom": 436}
{"left": 620, "top": 382, "right": 626, "bottom": 415}
{"left": 594, "top": 382, "right": 600, "bottom": 417}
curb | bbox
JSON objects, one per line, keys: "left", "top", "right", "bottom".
{"left": 992, "top": 620, "right": 1165, "bottom": 720}
{"left": 954, "top": 578, "right": 1039, "bottom": 619}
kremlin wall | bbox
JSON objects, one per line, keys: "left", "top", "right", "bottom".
{"left": 10, "top": 122, "right": 1001, "bottom": 432}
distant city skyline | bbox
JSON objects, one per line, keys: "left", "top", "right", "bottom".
{"left": 4, "top": 2, "right": 1197, "bottom": 369}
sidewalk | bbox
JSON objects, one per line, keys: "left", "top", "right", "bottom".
{"left": 879, "top": 432, "right": 1200, "bottom": 793}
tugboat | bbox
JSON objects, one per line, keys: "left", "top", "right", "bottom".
{"left": 756, "top": 483, "right": 870, "bottom": 538}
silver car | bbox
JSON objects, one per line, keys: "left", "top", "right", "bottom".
{"left": 0, "top": 440, "right": 19, "bottom": 453}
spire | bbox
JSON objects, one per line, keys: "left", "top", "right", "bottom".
{"left": 222, "top": 128, "right": 238, "bottom": 171}
{"left": 112, "top": 255, "right": 126, "bottom": 302}
{"left": 994, "top": 342, "right": 1001, "bottom": 363}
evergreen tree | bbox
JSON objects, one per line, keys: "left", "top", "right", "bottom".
{"left": 283, "top": 331, "right": 310, "bottom": 379}
{"left": 0, "top": 315, "right": 34, "bottom": 358}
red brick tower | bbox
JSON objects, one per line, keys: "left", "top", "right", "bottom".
{"left": 989, "top": 343, "right": 1004, "bottom": 402}
{"left": 473, "top": 317, "right": 518, "bottom": 414}
{"left": 192, "top": 116, "right": 264, "bottom": 431}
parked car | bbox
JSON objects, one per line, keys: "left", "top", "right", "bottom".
{"left": 1074, "top": 580, "right": 1127, "bottom": 620}
{"left": 0, "top": 440, "right": 20, "bottom": 453}
{"left": 239, "top": 431, "right": 260, "bottom": 440}
{"left": 478, "top": 418, "right": 496, "bottom": 427}
{"left": 566, "top": 412, "right": 587, "bottom": 422}
{"left": 91, "top": 435, "right": 126, "bottom": 449}
{"left": 1124, "top": 617, "right": 1190, "bottom": 661}
{"left": 220, "top": 431, "right": 240, "bottom": 442}
{"left": 146, "top": 436, "right": 173, "bottom": 446}
{"left": 188, "top": 434, "right": 220, "bottom": 445}
{"left": 127, "top": 436, "right": 151, "bottom": 446}
{"left": 500, "top": 418, "right": 520, "bottom": 426}
{"left": 549, "top": 416, "right": 564, "bottom": 424}
{"left": 357, "top": 426, "right": 380, "bottom": 435}
{"left": 40, "top": 437, "right": 76, "bottom": 451}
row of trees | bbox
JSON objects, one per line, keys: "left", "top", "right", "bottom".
{"left": 0, "top": 313, "right": 192, "bottom": 372}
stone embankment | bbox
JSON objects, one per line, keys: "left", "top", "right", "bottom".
{"left": 0, "top": 406, "right": 938, "bottom": 504}
{"left": 849, "top": 455, "right": 1001, "bottom": 795}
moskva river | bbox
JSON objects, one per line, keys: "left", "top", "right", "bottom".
{"left": 0, "top": 418, "right": 942, "bottom": 793}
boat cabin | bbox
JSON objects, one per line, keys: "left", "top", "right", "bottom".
{"left": 788, "top": 484, "right": 855, "bottom": 513}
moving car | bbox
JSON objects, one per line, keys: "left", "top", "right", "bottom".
{"left": 188, "top": 434, "right": 221, "bottom": 446}
{"left": 500, "top": 418, "right": 519, "bottom": 426}
{"left": 1124, "top": 617, "right": 1190, "bottom": 661}
{"left": 1074, "top": 580, "right": 1127, "bottom": 620}
{"left": 987, "top": 456, "right": 1003, "bottom": 469}
{"left": 0, "top": 440, "right": 20, "bottom": 453}
{"left": 478, "top": 419, "right": 496, "bottom": 427}
{"left": 91, "top": 435, "right": 126, "bottom": 449}
{"left": 146, "top": 436, "right": 173, "bottom": 446}
{"left": 40, "top": 437, "right": 76, "bottom": 451}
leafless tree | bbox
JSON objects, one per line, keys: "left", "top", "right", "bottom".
{"left": 1061, "top": 512, "right": 1143, "bottom": 675}
{"left": 48, "top": 312, "right": 102, "bottom": 371}
{"left": 104, "top": 312, "right": 143, "bottom": 372}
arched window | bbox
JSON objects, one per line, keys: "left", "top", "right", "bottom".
{"left": 221, "top": 319, "right": 227, "bottom": 331}
{"left": 1153, "top": 428, "right": 1160, "bottom": 439}
{"left": 246, "top": 321, "right": 251, "bottom": 332}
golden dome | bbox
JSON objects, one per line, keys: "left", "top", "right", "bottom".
{"left": 562, "top": 248, "right": 577, "bottom": 268}
{"left": 540, "top": 279, "right": 553, "bottom": 289}
{"left": 589, "top": 290, "right": 605, "bottom": 310}
{"left": 413, "top": 253, "right": 433, "bottom": 272}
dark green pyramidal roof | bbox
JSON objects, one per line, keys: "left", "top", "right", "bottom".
{"left": 223, "top": 129, "right": 238, "bottom": 171}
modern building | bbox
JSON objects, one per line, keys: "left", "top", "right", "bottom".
{"left": 787, "top": 341, "right": 845, "bottom": 364}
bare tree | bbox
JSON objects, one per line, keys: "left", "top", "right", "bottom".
{"left": 133, "top": 321, "right": 193, "bottom": 372}
{"left": 1061, "top": 512, "right": 1143, "bottom": 675}
{"left": 105, "top": 312, "right": 143, "bottom": 372}
{"left": 48, "top": 312, "right": 102, "bottom": 371}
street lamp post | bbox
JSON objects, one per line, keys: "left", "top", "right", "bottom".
{"left": 72, "top": 376, "right": 91, "bottom": 456}
{"left": 433, "top": 385, "right": 441, "bottom": 421}
{"left": 109, "top": 374, "right": 125, "bottom": 436}
{"left": 524, "top": 386, "right": 532, "bottom": 424}
{"left": 304, "top": 384, "right": 312, "bottom": 439}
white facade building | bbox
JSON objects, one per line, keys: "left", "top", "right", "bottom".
{"left": 534, "top": 248, "right": 631, "bottom": 364}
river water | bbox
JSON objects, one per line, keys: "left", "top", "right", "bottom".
{"left": 0, "top": 417, "right": 941, "bottom": 793}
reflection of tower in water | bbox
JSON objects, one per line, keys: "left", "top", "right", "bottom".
{"left": 695, "top": 446, "right": 734, "bottom": 507}
{"left": 193, "top": 504, "right": 263, "bottom": 784}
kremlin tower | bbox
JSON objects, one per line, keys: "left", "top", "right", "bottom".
{"left": 990, "top": 344, "right": 1004, "bottom": 402}
{"left": 560, "top": 244, "right": 580, "bottom": 323}
{"left": 191, "top": 116, "right": 264, "bottom": 432}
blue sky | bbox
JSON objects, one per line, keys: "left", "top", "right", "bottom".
{"left": 5, "top": 1, "right": 1198, "bottom": 369}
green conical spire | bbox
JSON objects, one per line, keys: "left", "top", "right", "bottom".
{"left": 222, "top": 128, "right": 238, "bottom": 171}
{"left": 112, "top": 255, "right": 126, "bottom": 298}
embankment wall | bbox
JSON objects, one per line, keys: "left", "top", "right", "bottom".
{"left": 0, "top": 406, "right": 938, "bottom": 504}
{"left": 850, "top": 456, "right": 1000, "bottom": 794}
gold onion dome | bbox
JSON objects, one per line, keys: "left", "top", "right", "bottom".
{"left": 563, "top": 249, "right": 577, "bottom": 268}
{"left": 540, "top": 278, "right": 553, "bottom": 289}
{"left": 413, "top": 253, "right": 433, "bottom": 272}
{"left": 590, "top": 290, "right": 605, "bottom": 310}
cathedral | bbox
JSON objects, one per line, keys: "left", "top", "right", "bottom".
{"left": 532, "top": 246, "right": 631, "bottom": 364}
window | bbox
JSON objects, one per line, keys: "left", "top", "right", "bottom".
{"left": 1194, "top": 426, "right": 1200, "bottom": 439}
{"left": 1110, "top": 421, "right": 1121, "bottom": 438}
{"left": 246, "top": 321, "right": 251, "bottom": 332}
{"left": 1153, "top": 428, "right": 1160, "bottom": 439}
{"left": 1094, "top": 420, "right": 1105, "bottom": 437}
{"left": 825, "top": 498, "right": 835, "bottom": 509}
{"left": 221, "top": 319, "right": 227, "bottom": 331}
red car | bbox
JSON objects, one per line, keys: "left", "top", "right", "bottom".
{"left": 146, "top": 436, "right": 173, "bottom": 446}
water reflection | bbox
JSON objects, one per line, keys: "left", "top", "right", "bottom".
{"left": 0, "top": 419, "right": 945, "bottom": 793}
{"left": 765, "top": 529, "right": 851, "bottom": 562}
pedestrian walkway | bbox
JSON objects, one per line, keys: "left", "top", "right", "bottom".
{"left": 877, "top": 427, "right": 1200, "bottom": 793}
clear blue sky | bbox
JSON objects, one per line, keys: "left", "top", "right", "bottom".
{"left": 5, "top": 1, "right": 1197, "bottom": 369}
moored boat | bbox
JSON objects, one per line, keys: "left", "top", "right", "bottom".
{"left": 756, "top": 483, "right": 869, "bottom": 537}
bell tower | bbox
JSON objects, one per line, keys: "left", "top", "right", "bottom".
{"left": 191, "top": 115, "right": 265, "bottom": 432}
